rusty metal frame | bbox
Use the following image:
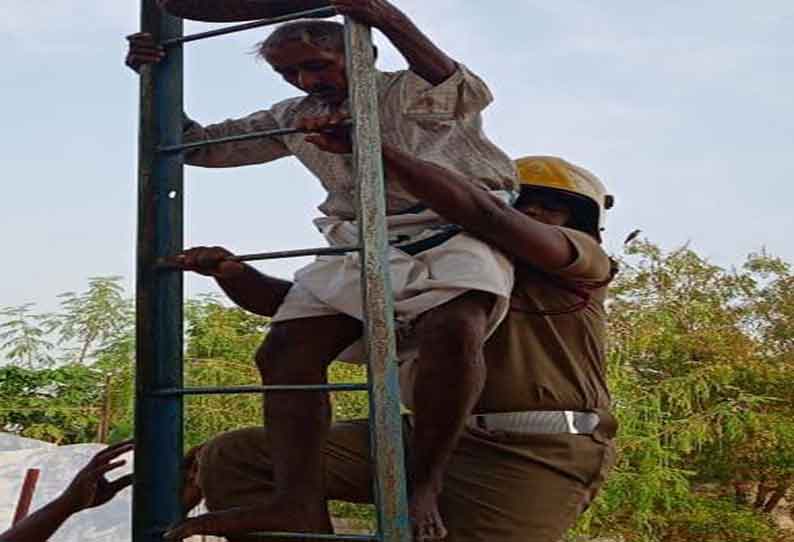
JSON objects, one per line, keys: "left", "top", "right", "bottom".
{"left": 134, "top": 4, "right": 410, "bottom": 542}
{"left": 344, "top": 18, "right": 410, "bottom": 542}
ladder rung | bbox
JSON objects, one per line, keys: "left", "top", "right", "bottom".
{"left": 151, "top": 384, "right": 369, "bottom": 397}
{"left": 231, "top": 245, "right": 361, "bottom": 262}
{"left": 156, "top": 246, "right": 360, "bottom": 270}
{"left": 248, "top": 532, "right": 377, "bottom": 541}
{"left": 159, "top": 126, "right": 307, "bottom": 153}
{"left": 161, "top": 7, "right": 338, "bottom": 47}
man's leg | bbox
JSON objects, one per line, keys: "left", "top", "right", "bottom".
{"left": 255, "top": 315, "right": 363, "bottom": 527}
{"left": 187, "top": 420, "right": 378, "bottom": 542}
{"left": 164, "top": 314, "right": 362, "bottom": 541}
{"left": 410, "top": 290, "right": 495, "bottom": 541}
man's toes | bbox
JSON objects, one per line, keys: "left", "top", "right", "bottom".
{"left": 415, "top": 514, "right": 447, "bottom": 542}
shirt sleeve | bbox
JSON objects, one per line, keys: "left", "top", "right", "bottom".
{"left": 183, "top": 108, "right": 292, "bottom": 168}
{"left": 399, "top": 63, "right": 494, "bottom": 121}
{"left": 552, "top": 227, "right": 613, "bottom": 284}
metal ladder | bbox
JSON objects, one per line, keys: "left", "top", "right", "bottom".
{"left": 133, "top": 2, "right": 409, "bottom": 541}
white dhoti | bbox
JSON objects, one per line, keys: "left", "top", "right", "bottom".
{"left": 272, "top": 203, "right": 515, "bottom": 363}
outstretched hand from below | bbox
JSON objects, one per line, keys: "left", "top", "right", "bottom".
{"left": 60, "top": 440, "right": 134, "bottom": 514}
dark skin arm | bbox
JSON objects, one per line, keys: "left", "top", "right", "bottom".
{"left": 175, "top": 247, "right": 292, "bottom": 317}
{"left": 300, "top": 114, "right": 575, "bottom": 271}
{"left": 330, "top": 0, "right": 457, "bottom": 85}
{"left": 0, "top": 440, "right": 134, "bottom": 542}
{"left": 381, "top": 146, "right": 574, "bottom": 271}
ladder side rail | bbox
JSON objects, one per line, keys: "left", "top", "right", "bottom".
{"left": 344, "top": 18, "right": 411, "bottom": 542}
{"left": 134, "top": 2, "right": 185, "bottom": 542}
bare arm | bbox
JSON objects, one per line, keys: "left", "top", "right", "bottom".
{"left": 0, "top": 441, "right": 134, "bottom": 542}
{"left": 299, "top": 114, "right": 573, "bottom": 270}
{"left": 0, "top": 497, "right": 75, "bottom": 542}
{"left": 331, "top": 0, "right": 456, "bottom": 85}
{"left": 380, "top": 145, "right": 574, "bottom": 271}
{"left": 217, "top": 267, "right": 292, "bottom": 317}
{"left": 176, "top": 247, "right": 292, "bottom": 317}
{"left": 125, "top": 33, "right": 291, "bottom": 168}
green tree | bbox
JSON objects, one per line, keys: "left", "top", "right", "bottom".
{"left": 55, "top": 276, "right": 133, "bottom": 365}
{"left": 0, "top": 364, "right": 103, "bottom": 444}
{"left": 0, "top": 303, "right": 56, "bottom": 368}
{"left": 181, "top": 294, "right": 268, "bottom": 448}
{"left": 573, "top": 240, "right": 793, "bottom": 542}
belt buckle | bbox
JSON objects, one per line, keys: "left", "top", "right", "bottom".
{"left": 563, "top": 411, "right": 579, "bottom": 434}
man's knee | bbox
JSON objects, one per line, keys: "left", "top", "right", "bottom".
{"left": 254, "top": 316, "right": 362, "bottom": 380}
{"left": 418, "top": 293, "right": 494, "bottom": 357}
{"left": 254, "top": 324, "right": 290, "bottom": 376}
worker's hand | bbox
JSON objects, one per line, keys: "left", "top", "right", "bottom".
{"left": 173, "top": 246, "right": 246, "bottom": 279}
{"left": 300, "top": 112, "right": 353, "bottom": 154}
{"left": 59, "top": 440, "right": 134, "bottom": 514}
{"left": 125, "top": 32, "right": 166, "bottom": 73}
{"left": 330, "top": 0, "right": 397, "bottom": 30}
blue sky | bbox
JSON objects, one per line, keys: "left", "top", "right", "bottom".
{"left": 0, "top": 1, "right": 792, "bottom": 311}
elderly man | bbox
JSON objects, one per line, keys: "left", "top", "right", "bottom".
{"left": 165, "top": 145, "right": 618, "bottom": 542}
{"left": 126, "top": 1, "right": 517, "bottom": 539}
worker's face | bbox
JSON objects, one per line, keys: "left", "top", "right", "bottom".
{"left": 265, "top": 41, "right": 348, "bottom": 106}
{"left": 515, "top": 188, "right": 573, "bottom": 227}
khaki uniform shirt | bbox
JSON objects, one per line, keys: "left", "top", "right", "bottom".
{"left": 183, "top": 64, "right": 518, "bottom": 219}
{"left": 477, "top": 227, "right": 613, "bottom": 414}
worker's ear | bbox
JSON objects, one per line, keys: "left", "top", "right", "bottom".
{"left": 372, "top": 45, "right": 378, "bottom": 61}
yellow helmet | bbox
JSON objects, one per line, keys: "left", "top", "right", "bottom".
{"left": 514, "top": 156, "right": 614, "bottom": 241}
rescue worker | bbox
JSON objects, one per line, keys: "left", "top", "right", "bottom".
{"left": 127, "top": 2, "right": 518, "bottom": 537}
{"left": 165, "top": 144, "right": 618, "bottom": 542}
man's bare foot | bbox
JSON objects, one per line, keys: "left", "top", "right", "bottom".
{"left": 163, "top": 499, "right": 332, "bottom": 541}
{"left": 409, "top": 486, "right": 447, "bottom": 541}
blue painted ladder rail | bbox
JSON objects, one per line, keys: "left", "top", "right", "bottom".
{"left": 133, "top": 2, "right": 410, "bottom": 542}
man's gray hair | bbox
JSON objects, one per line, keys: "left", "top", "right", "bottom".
{"left": 256, "top": 20, "right": 346, "bottom": 58}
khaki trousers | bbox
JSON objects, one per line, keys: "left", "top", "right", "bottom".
{"left": 198, "top": 418, "right": 614, "bottom": 542}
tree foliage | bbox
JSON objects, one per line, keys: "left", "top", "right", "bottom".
{"left": 572, "top": 240, "right": 794, "bottom": 542}
{"left": 2, "top": 240, "right": 793, "bottom": 538}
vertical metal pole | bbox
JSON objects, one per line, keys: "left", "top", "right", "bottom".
{"left": 344, "top": 19, "right": 411, "bottom": 542}
{"left": 134, "top": 2, "right": 184, "bottom": 542}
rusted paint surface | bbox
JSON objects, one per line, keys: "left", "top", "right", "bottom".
{"left": 134, "top": 2, "right": 184, "bottom": 542}
{"left": 345, "top": 18, "right": 411, "bottom": 542}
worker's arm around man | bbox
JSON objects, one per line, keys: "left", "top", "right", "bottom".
{"left": 302, "top": 114, "right": 578, "bottom": 269}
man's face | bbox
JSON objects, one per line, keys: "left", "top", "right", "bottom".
{"left": 515, "top": 188, "right": 573, "bottom": 227}
{"left": 265, "top": 40, "right": 348, "bottom": 105}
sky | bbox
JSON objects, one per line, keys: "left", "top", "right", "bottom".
{"left": 0, "top": 1, "right": 792, "bottom": 312}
